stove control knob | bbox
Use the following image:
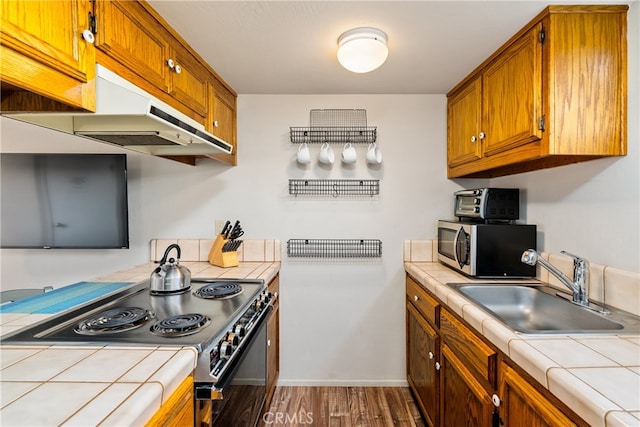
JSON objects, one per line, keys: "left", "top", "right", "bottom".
{"left": 255, "top": 300, "right": 264, "bottom": 310}
{"left": 226, "top": 333, "right": 239, "bottom": 346}
{"left": 234, "top": 324, "right": 246, "bottom": 337}
{"left": 219, "top": 341, "right": 233, "bottom": 359}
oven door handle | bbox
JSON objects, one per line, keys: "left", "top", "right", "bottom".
{"left": 195, "top": 304, "right": 273, "bottom": 401}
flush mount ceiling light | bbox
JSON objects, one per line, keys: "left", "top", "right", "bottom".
{"left": 337, "top": 27, "right": 388, "bottom": 73}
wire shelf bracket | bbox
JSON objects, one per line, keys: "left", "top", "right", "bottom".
{"left": 290, "top": 109, "right": 377, "bottom": 144}
{"left": 289, "top": 179, "right": 380, "bottom": 197}
{"left": 287, "top": 239, "right": 383, "bottom": 258}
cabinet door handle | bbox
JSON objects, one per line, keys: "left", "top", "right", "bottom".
{"left": 81, "top": 29, "right": 95, "bottom": 44}
{"left": 413, "top": 295, "right": 419, "bottom": 302}
{"left": 167, "top": 58, "right": 175, "bottom": 69}
{"left": 174, "top": 64, "right": 182, "bottom": 74}
{"left": 428, "top": 352, "right": 434, "bottom": 360}
{"left": 267, "top": 339, "right": 271, "bottom": 347}
{"left": 213, "top": 120, "right": 219, "bottom": 128}
{"left": 471, "top": 135, "right": 477, "bottom": 143}
{"left": 435, "top": 362, "right": 441, "bottom": 371}
{"left": 492, "top": 394, "right": 501, "bottom": 407}
{"left": 479, "top": 132, "right": 486, "bottom": 140}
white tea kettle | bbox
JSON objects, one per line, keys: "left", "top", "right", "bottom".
{"left": 150, "top": 244, "right": 191, "bottom": 294}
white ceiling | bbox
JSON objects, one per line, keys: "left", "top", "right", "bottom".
{"left": 148, "top": 0, "right": 630, "bottom": 95}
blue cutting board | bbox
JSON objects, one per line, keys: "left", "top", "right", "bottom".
{"left": 0, "top": 281, "right": 134, "bottom": 314}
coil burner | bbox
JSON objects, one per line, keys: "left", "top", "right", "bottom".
{"left": 150, "top": 313, "right": 211, "bottom": 337}
{"left": 75, "top": 307, "right": 154, "bottom": 335}
{"left": 193, "top": 282, "right": 243, "bottom": 300}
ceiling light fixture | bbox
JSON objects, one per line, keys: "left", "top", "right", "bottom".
{"left": 337, "top": 27, "right": 388, "bottom": 73}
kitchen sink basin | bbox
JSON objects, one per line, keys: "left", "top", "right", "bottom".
{"left": 446, "top": 282, "right": 640, "bottom": 335}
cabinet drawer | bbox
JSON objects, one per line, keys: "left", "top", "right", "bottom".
{"left": 406, "top": 276, "right": 440, "bottom": 327}
{"left": 440, "top": 308, "right": 497, "bottom": 391}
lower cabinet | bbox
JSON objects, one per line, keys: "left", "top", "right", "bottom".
{"left": 405, "top": 274, "right": 585, "bottom": 426}
{"left": 146, "top": 375, "right": 194, "bottom": 426}
{"left": 440, "top": 344, "right": 493, "bottom": 427}
{"left": 499, "top": 362, "right": 577, "bottom": 427}
{"left": 265, "top": 274, "right": 280, "bottom": 408}
{"left": 407, "top": 303, "right": 440, "bottom": 427}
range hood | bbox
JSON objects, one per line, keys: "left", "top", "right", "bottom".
{"left": 4, "top": 65, "right": 233, "bottom": 156}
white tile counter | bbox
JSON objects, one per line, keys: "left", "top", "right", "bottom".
{"left": 405, "top": 261, "right": 640, "bottom": 427}
{"left": 0, "top": 256, "right": 281, "bottom": 426}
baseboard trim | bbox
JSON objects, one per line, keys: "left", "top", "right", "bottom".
{"left": 275, "top": 379, "right": 410, "bottom": 387}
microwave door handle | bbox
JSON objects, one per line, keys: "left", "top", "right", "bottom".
{"left": 454, "top": 226, "right": 467, "bottom": 269}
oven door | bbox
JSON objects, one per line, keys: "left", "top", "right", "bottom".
{"left": 197, "top": 304, "right": 272, "bottom": 427}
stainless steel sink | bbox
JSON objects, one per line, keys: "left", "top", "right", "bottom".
{"left": 446, "top": 282, "right": 640, "bottom": 335}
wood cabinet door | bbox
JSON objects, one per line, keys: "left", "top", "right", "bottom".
{"left": 447, "top": 77, "right": 483, "bottom": 167}
{"left": 441, "top": 345, "right": 494, "bottom": 427}
{"left": 498, "top": 362, "right": 577, "bottom": 427}
{"left": 95, "top": 0, "right": 170, "bottom": 93}
{"left": 0, "top": 0, "right": 95, "bottom": 110}
{"left": 145, "top": 375, "right": 194, "bottom": 427}
{"left": 170, "top": 44, "right": 208, "bottom": 118}
{"left": 481, "top": 23, "right": 544, "bottom": 157}
{"left": 407, "top": 304, "right": 440, "bottom": 427}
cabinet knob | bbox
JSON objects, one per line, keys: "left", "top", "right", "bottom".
{"left": 167, "top": 58, "right": 175, "bottom": 69}
{"left": 471, "top": 135, "right": 477, "bottom": 143}
{"left": 81, "top": 29, "right": 95, "bottom": 44}
{"left": 213, "top": 120, "right": 219, "bottom": 128}
{"left": 174, "top": 64, "right": 182, "bottom": 74}
{"left": 267, "top": 339, "right": 271, "bottom": 347}
{"left": 428, "top": 352, "right": 434, "bottom": 360}
{"left": 479, "top": 132, "right": 486, "bottom": 140}
{"left": 492, "top": 394, "right": 501, "bottom": 407}
{"left": 435, "top": 362, "right": 441, "bottom": 371}
{"left": 413, "top": 295, "right": 419, "bottom": 302}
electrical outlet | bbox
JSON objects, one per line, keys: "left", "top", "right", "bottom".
{"left": 215, "top": 219, "right": 226, "bottom": 235}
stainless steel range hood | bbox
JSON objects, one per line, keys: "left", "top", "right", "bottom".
{"left": 4, "top": 65, "right": 233, "bottom": 156}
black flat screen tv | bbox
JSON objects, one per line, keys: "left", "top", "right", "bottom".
{"left": 1, "top": 153, "right": 129, "bottom": 249}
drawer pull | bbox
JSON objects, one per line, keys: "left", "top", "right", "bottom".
{"left": 428, "top": 351, "right": 434, "bottom": 360}
{"left": 413, "top": 295, "right": 419, "bottom": 302}
{"left": 435, "top": 362, "right": 441, "bottom": 371}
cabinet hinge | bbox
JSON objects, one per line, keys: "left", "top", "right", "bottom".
{"left": 88, "top": 11, "right": 97, "bottom": 35}
{"left": 538, "top": 27, "right": 546, "bottom": 44}
{"left": 538, "top": 115, "right": 546, "bottom": 131}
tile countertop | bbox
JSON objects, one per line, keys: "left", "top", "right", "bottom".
{"left": 0, "top": 261, "right": 281, "bottom": 427}
{"left": 405, "top": 262, "right": 640, "bottom": 427}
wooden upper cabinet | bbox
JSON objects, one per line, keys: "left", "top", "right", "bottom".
{"left": 482, "top": 24, "right": 543, "bottom": 157}
{"left": 0, "top": 0, "right": 96, "bottom": 111}
{"left": 94, "top": 0, "right": 208, "bottom": 121}
{"left": 447, "top": 76, "right": 482, "bottom": 167}
{"left": 204, "top": 80, "right": 238, "bottom": 164}
{"left": 446, "top": 5, "right": 628, "bottom": 178}
{"left": 94, "top": 0, "right": 170, "bottom": 93}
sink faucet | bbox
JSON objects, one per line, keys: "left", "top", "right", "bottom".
{"left": 521, "top": 249, "right": 590, "bottom": 306}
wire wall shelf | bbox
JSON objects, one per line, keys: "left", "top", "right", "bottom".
{"left": 290, "top": 109, "right": 377, "bottom": 144}
{"left": 287, "top": 239, "right": 383, "bottom": 258}
{"left": 289, "top": 179, "right": 380, "bottom": 197}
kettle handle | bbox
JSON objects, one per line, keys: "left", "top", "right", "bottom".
{"left": 158, "top": 244, "right": 181, "bottom": 265}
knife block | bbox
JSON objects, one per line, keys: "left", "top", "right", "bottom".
{"left": 208, "top": 235, "right": 239, "bottom": 268}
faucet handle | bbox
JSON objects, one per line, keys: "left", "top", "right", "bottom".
{"left": 560, "top": 251, "right": 590, "bottom": 267}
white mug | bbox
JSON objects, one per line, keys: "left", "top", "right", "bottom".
{"left": 318, "top": 142, "right": 335, "bottom": 165}
{"left": 366, "top": 143, "right": 382, "bottom": 164}
{"left": 297, "top": 142, "right": 311, "bottom": 164}
{"left": 341, "top": 142, "right": 357, "bottom": 164}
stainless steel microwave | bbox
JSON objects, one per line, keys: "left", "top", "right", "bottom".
{"left": 437, "top": 220, "right": 537, "bottom": 278}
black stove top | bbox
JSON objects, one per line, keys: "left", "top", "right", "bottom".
{"left": 2, "top": 278, "right": 265, "bottom": 352}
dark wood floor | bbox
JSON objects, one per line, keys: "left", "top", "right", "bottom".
{"left": 259, "top": 386, "right": 426, "bottom": 427}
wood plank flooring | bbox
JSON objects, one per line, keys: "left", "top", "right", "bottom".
{"left": 259, "top": 386, "right": 426, "bottom": 427}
